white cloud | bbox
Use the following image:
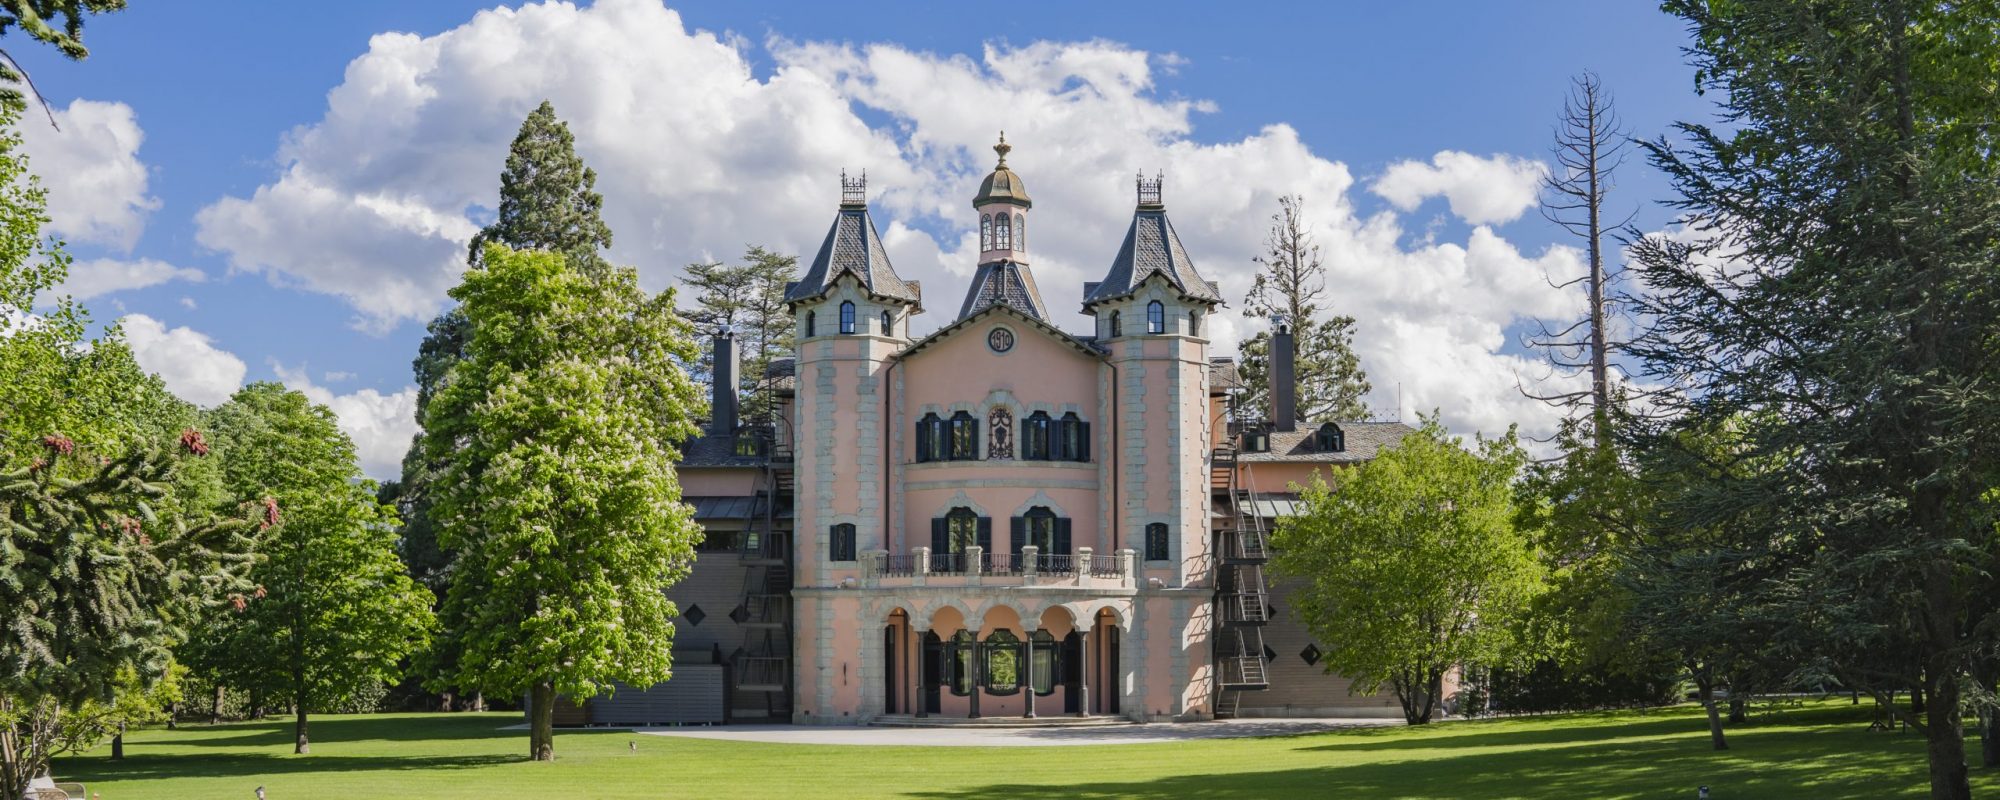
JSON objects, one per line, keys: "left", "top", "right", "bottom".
{"left": 273, "top": 363, "right": 417, "bottom": 481}
{"left": 197, "top": 0, "right": 1589, "bottom": 441}
{"left": 1369, "top": 151, "right": 1547, "bottom": 226}
{"left": 323, "top": 370, "right": 356, "bottom": 383}
{"left": 179, "top": 296, "right": 197, "bottom": 310}
{"left": 119, "top": 314, "right": 247, "bottom": 407}
{"left": 17, "top": 99, "right": 159, "bottom": 250}
{"left": 54, "top": 257, "right": 205, "bottom": 301}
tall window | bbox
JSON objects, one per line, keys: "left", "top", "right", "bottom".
{"left": 1058, "top": 412, "right": 1089, "bottom": 462}
{"left": 1189, "top": 310, "right": 1201, "bottom": 336}
{"left": 1030, "top": 630, "right": 1057, "bottom": 695}
{"left": 995, "top": 214, "right": 1012, "bottom": 250}
{"left": 1146, "top": 300, "right": 1165, "bottom": 334}
{"left": 916, "top": 413, "right": 950, "bottom": 462}
{"left": 1022, "top": 411, "right": 1052, "bottom": 460}
{"left": 830, "top": 523, "right": 856, "bottom": 562}
{"left": 1012, "top": 506, "right": 1068, "bottom": 555}
{"left": 935, "top": 507, "right": 984, "bottom": 555}
{"left": 948, "top": 631, "right": 976, "bottom": 696}
{"left": 881, "top": 310, "right": 893, "bottom": 336}
{"left": 984, "top": 630, "right": 1021, "bottom": 695}
{"left": 1015, "top": 214, "right": 1026, "bottom": 251}
{"left": 1145, "top": 522, "right": 1170, "bottom": 562}
{"left": 949, "top": 411, "right": 979, "bottom": 460}
{"left": 839, "top": 301, "right": 856, "bottom": 334}
{"left": 1109, "top": 311, "right": 1122, "bottom": 338}
{"left": 806, "top": 310, "right": 816, "bottom": 337}
{"left": 980, "top": 214, "right": 992, "bottom": 250}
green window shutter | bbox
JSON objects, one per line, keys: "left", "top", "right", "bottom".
{"left": 1054, "top": 518, "right": 1072, "bottom": 555}
{"left": 1010, "top": 517, "right": 1026, "bottom": 556}
{"left": 931, "top": 517, "right": 948, "bottom": 553}
{"left": 1079, "top": 421, "right": 1091, "bottom": 462}
{"left": 976, "top": 516, "right": 993, "bottom": 553}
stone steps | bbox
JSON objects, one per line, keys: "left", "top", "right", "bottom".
{"left": 867, "top": 714, "right": 1136, "bottom": 729}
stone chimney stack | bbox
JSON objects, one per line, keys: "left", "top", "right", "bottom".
{"left": 1270, "top": 316, "right": 1297, "bottom": 432}
{"left": 709, "top": 326, "right": 739, "bottom": 440}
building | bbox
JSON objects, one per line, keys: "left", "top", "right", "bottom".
{"left": 587, "top": 137, "right": 1416, "bottom": 726}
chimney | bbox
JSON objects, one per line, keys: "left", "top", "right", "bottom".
{"left": 709, "top": 327, "right": 739, "bottom": 440}
{"left": 1270, "top": 316, "right": 1297, "bottom": 432}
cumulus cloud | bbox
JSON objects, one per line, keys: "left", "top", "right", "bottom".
{"left": 1370, "top": 151, "right": 1547, "bottom": 226}
{"left": 17, "top": 99, "right": 159, "bottom": 250}
{"left": 273, "top": 363, "right": 418, "bottom": 481}
{"left": 120, "top": 314, "right": 247, "bottom": 407}
{"left": 198, "top": 0, "right": 1585, "bottom": 440}
{"left": 55, "top": 257, "right": 205, "bottom": 301}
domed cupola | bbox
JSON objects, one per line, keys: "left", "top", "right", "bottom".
{"left": 960, "top": 133, "right": 1048, "bottom": 321}
{"left": 973, "top": 132, "right": 1032, "bottom": 209}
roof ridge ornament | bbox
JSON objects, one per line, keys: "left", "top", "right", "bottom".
{"left": 840, "top": 168, "right": 867, "bottom": 208}
{"left": 994, "top": 131, "right": 1011, "bottom": 168}
{"left": 1136, "top": 171, "right": 1164, "bottom": 209}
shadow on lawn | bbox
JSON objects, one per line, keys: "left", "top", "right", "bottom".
{"left": 149, "top": 713, "right": 524, "bottom": 749}
{"left": 65, "top": 751, "right": 518, "bottom": 784}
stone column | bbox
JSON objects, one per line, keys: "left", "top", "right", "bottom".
{"left": 1022, "top": 545, "right": 1039, "bottom": 585}
{"left": 967, "top": 545, "right": 984, "bottom": 579}
{"left": 911, "top": 619, "right": 929, "bottom": 719}
{"left": 1077, "top": 546, "right": 1094, "bottom": 586}
{"left": 1022, "top": 618, "right": 1040, "bottom": 719}
{"left": 1078, "top": 622, "right": 1092, "bottom": 717}
{"left": 915, "top": 546, "right": 930, "bottom": 588}
{"left": 968, "top": 629, "right": 982, "bottom": 720}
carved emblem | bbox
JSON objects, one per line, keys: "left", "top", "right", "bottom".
{"left": 988, "top": 407, "right": 1014, "bottom": 460}
{"left": 987, "top": 327, "right": 1015, "bottom": 353}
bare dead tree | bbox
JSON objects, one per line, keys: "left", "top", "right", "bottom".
{"left": 1522, "top": 72, "right": 1635, "bottom": 444}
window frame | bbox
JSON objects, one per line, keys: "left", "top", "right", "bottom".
{"left": 830, "top": 523, "right": 857, "bottom": 562}
{"left": 1058, "top": 412, "right": 1088, "bottom": 462}
{"left": 994, "top": 213, "right": 1012, "bottom": 250}
{"left": 1109, "top": 311, "right": 1121, "bottom": 338}
{"left": 881, "top": 309, "right": 893, "bottom": 336}
{"left": 944, "top": 507, "right": 979, "bottom": 554}
{"left": 1022, "top": 411, "right": 1052, "bottom": 460}
{"left": 805, "top": 310, "right": 816, "bottom": 338}
{"left": 949, "top": 410, "right": 979, "bottom": 461}
{"left": 948, "top": 630, "right": 976, "bottom": 696}
{"left": 982, "top": 630, "right": 1023, "bottom": 696}
{"left": 980, "top": 214, "right": 992, "bottom": 250}
{"left": 1144, "top": 522, "right": 1170, "bottom": 562}
{"left": 1146, "top": 300, "right": 1165, "bottom": 334}
{"left": 1024, "top": 507, "right": 1059, "bottom": 553}
{"left": 839, "top": 301, "right": 856, "bottom": 334}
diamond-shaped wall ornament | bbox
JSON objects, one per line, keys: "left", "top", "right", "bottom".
{"left": 684, "top": 604, "right": 706, "bottom": 627}
{"left": 1300, "top": 644, "right": 1322, "bottom": 666}
{"left": 1263, "top": 645, "right": 1278, "bottom": 662}
{"left": 728, "top": 604, "right": 750, "bottom": 624}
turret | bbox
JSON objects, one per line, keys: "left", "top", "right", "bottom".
{"left": 960, "top": 134, "right": 1050, "bottom": 321}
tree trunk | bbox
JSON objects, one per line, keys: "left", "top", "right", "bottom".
{"left": 167, "top": 701, "right": 178, "bottom": 730}
{"left": 1912, "top": 683, "right": 1927, "bottom": 716}
{"left": 294, "top": 694, "right": 310, "bottom": 755}
{"left": 1920, "top": 649, "right": 1971, "bottom": 798}
{"left": 440, "top": 690, "right": 455, "bottom": 713}
{"left": 1696, "top": 673, "right": 1728, "bottom": 751}
{"left": 473, "top": 691, "right": 486, "bottom": 713}
{"left": 212, "top": 683, "right": 225, "bottom": 724}
{"left": 1728, "top": 696, "right": 1747, "bottom": 724}
{"left": 529, "top": 682, "right": 555, "bottom": 761}
{"left": 111, "top": 724, "right": 124, "bottom": 760}
{"left": 1981, "top": 706, "right": 1998, "bottom": 769}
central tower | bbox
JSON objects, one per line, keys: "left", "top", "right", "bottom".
{"left": 959, "top": 133, "right": 1049, "bottom": 320}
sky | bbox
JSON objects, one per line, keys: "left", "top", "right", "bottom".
{"left": 14, "top": 1, "right": 1713, "bottom": 479}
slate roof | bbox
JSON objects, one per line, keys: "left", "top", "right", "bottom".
{"left": 899, "top": 301, "right": 1106, "bottom": 361}
{"left": 1082, "top": 207, "right": 1222, "bottom": 309}
{"left": 1208, "top": 357, "right": 1242, "bottom": 394}
{"left": 685, "top": 495, "right": 792, "bottom": 521}
{"left": 1237, "top": 421, "right": 1417, "bottom": 464}
{"left": 764, "top": 357, "right": 796, "bottom": 395}
{"left": 957, "top": 260, "right": 1050, "bottom": 321}
{"left": 678, "top": 434, "right": 765, "bottom": 468}
{"left": 784, "top": 206, "right": 921, "bottom": 307}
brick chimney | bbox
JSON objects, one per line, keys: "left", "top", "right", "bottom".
{"left": 709, "top": 327, "right": 739, "bottom": 440}
{"left": 1270, "top": 316, "right": 1297, "bottom": 432}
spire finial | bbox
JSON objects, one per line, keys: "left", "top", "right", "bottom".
{"left": 840, "top": 168, "right": 867, "bottom": 207}
{"left": 994, "top": 131, "right": 1011, "bottom": 168}
{"left": 1136, "top": 171, "right": 1164, "bottom": 208}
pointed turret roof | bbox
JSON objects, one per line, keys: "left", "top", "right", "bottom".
{"left": 958, "top": 260, "right": 1049, "bottom": 321}
{"left": 1081, "top": 173, "right": 1221, "bottom": 310}
{"left": 784, "top": 172, "right": 921, "bottom": 308}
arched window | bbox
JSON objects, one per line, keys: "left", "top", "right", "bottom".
{"left": 983, "top": 630, "right": 1022, "bottom": 695}
{"left": 949, "top": 411, "right": 979, "bottom": 460}
{"left": 1316, "top": 423, "right": 1345, "bottom": 453}
{"left": 1015, "top": 214, "right": 1026, "bottom": 250}
{"left": 931, "top": 506, "right": 987, "bottom": 575}
{"left": 980, "top": 215, "right": 992, "bottom": 250}
{"left": 1022, "top": 411, "right": 1052, "bottom": 460}
{"left": 830, "top": 523, "right": 856, "bottom": 562}
{"left": 1029, "top": 630, "right": 1057, "bottom": 696}
{"left": 1145, "top": 522, "right": 1170, "bottom": 562}
{"left": 948, "top": 630, "right": 976, "bottom": 696}
{"left": 805, "top": 310, "right": 816, "bottom": 338}
{"left": 1147, "top": 300, "right": 1165, "bottom": 334}
{"left": 994, "top": 214, "right": 1012, "bottom": 250}
{"left": 1058, "top": 412, "right": 1089, "bottom": 462}
{"left": 916, "top": 412, "right": 950, "bottom": 463}
{"left": 881, "top": 310, "right": 893, "bottom": 336}
{"left": 1189, "top": 310, "right": 1201, "bottom": 336}
{"left": 839, "top": 301, "right": 856, "bottom": 334}
{"left": 1010, "top": 506, "right": 1068, "bottom": 556}
{"left": 1109, "top": 311, "right": 1122, "bottom": 338}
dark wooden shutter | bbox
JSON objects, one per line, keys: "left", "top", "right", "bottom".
{"left": 977, "top": 516, "right": 993, "bottom": 553}
{"left": 1055, "top": 518, "right": 1072, "bottom": 555}
{"left": 1009, "top": 517, "right": 1026, "bottom": 556}
{"left": 969, "top": 418, "right": 981, "bottom": 460}
{"left": 931, "top": 517, "right": 948, "bottom": 553}
{"left": 1079, "top": 421, "right": 1092, "bottom": 462}
{"left": 915, "top": 417, "right": 930, "bottom": 463}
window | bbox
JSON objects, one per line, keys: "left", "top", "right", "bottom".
{"left": 805, "top": 310, "right": 816, "bottom": 337}
{"left": 830, "top": 523, "right": 856, "bottom": 562}
{"left": 1030, "top": 630, "right": 1057, "bottom": 695}
{"left": 1022, "top": 411, "right": 1052, "bottom": 460}
{"left": 1147, "top": 300, "right": 1165, "bottom": 334}
{"left": 839, "top": 301, "right": 856, "bottom": 334}
{"left": 1058, "top": 412, "right": 1089, "bottom": 462}
{"left": 949, "top": 411, "right": 979, "bottom": 460}
{"left": 881, "top": 310, "right": 893, "bottom": 336}
{"left": 916, "top": 413, "right": 950, "bottom": 462}
{"left": 1011, "top": 506, "right": 1070, "bottom": 556}
{"left": 1145, "top": 522, "right": 1170, "bottom": 562}
{"left": 994, "top": 214, "right": 1012, "bottom": 250}
{"left": 1315, "top": 423, "right": 1345, "bottom": 453}
{"left": 1243, "top": 429, "right": 1269, "bottom": 453}
{"left": 932, "top": 507, "right": 986, "bottom": 557}
{"left": 696, "top": 530, "right": 739, "bottom": 552}
{"left": 980, "top": 214, "right": 992, "bottom": 250}
{"left": 1015, "top": 214, "right": 1026, "bottom": 251}
{"left": 983, "top": 630, "right": 1022, "bottom": 695}
{"left": 1109, "top": 311, "right": 1121, "bottom": 338}
{"left": 949, "top": 631, "right": 976, "bottom": 695}
{"left": 1189, "top": 310, "right": 1201, "bottom": 336}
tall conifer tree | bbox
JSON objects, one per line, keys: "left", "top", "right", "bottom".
{"left": 1236, "top": 195, "right": 1371, "bottom": 423}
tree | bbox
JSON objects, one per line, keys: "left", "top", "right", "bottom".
{"left": 192, "top": 384, "right": 433, "bottom": 754}
{"left": 422, "top": 244, "right": 703, "bottom": 761}
{"left": 1523, "top": 72, "right": 1631, "bottom": 441}
{"left": 0, "top": 1, "right": 127, "bottom": 122}
{"left": 0, "top": 436, "right": 263, "bottom": 797}
{"left": 679, "top": 245, "right": 798, "bottom": 424}
{"left": 1272, "top": 416, "right": 1540, "bottom": 724}
{"left": 1627, "top": 2, "right": 2000, "bottom": 795}
{"left": 399, "top": 100, "right": 618, "bottom": 709}
{"left": 1237, "top": 195, "right": 1371, "bottom": 423}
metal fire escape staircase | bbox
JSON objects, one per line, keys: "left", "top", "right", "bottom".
{"left": 1211, "top": 443, "right": 1272, "bottom": 719}
{"left": 731, "top": 426, "right": 794, "bottom": 718}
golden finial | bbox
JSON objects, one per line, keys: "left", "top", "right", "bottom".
{"left": 994, "top": 131, "right": 1011, "bottom": 168}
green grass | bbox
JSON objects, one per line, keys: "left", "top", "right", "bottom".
{"left": 53, "top": 701, "right": 2000, "bottom": 799}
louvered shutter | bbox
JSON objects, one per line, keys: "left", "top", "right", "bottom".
{"left": 915, "top": 418, "right": 930, "bottom": 463}
{"left": 1055, "top": 518, "right": 1072, "bottom": 555}
{"left": 931, "top": 517, "right": 948, "bottom": 553}
{"left": 1010, "top": 517, "right": 1026, "bottom": 556}
{"left": 1079, "top": 421, "right": 1092, "bottom": 462}
{"left": 976, "top": 516, "right": 993, "bottom": 552}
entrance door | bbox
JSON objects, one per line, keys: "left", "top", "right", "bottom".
{"left": 883, "top": 626, "right": 897, "bottom": 714}
{"left": 921, "top": 632, "right": 942, "bottom": 714}
{"left": 1106, "top": 626, "right": 1121, "bottom": 714}
{"left": 1061, "top": 633, "right": 1081, "bottom": 713}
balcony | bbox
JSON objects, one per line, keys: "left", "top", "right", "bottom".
{"left": 860, "top": 545, "right": 1137, "bottom": 591}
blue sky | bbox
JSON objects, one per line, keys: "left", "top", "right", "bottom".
{"left": 14, "top": 1, "right": 1711, "bottom": 476}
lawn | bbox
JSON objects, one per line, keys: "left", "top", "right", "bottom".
{"left": 53, "top": 701, "right": 2000, "bottom": 799}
